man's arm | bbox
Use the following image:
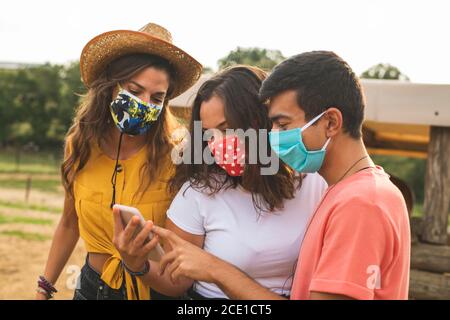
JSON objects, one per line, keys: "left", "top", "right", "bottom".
{"left": 310, "top": 292, "right": 353, "bottom": 300}
{"left": 209, "top": 258, "right": 286, "bottom": 300}
{"left": 154, "top": 225, "right": 286, "bottom": 300}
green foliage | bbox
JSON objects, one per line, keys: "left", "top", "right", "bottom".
{"left": 218, "top": 47, "right": 285, "bottom": 71}
{"left": 361, "top": 63, "right": 410, "bottom": 81}
{"left": 372, "top": 155, "right": 426, "bottom": 203}
{"left": 0, "top": 62, "right": 84, "bottom": 149}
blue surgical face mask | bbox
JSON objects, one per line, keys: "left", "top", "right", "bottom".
{"left": 269, "top": 111, "right": 330, "bottom": 173}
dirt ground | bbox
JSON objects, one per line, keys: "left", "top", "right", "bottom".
{"left": 0, "top": 184, "right": 85, "bottom": 300}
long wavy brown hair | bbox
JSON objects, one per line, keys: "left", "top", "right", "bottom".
{"left": 62, "top": 53, "right": 177, "bottom": 199}
{"left": 170, "top": 65, "right": 301, "bottom": 212}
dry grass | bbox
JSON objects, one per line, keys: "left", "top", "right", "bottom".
{"left": 0, "top": 173, "right": 84, "bottom": 300}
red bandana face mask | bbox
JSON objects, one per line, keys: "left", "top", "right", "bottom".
{"left": 208, "top": 134, "right": 245, "bottom": 176}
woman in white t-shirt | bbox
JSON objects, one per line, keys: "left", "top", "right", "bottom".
{"left": 113, "top": 65, "right": 327, "bottom": 299}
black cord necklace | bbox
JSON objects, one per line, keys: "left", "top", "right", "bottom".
{"left": 300, "top": 155, "right": 374, "bottom": 239}
{"left": 110, "top": 131, "right": 124, "bottom": 208}
{"left": 334, "top": 155, "right": 371, "bottom": 185}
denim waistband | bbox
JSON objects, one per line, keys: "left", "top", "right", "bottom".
{"left": 79, "top": 254, "right": 176, "bottom": 300}
{"left": 82, "top": 253, "right": 104, "bottom": 283}
{"left": 76, "top": 254, "right": 127, "bottom": 300}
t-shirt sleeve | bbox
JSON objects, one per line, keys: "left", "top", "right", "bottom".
{"left": 166, "top": 183, "right": 205, "bottom": 235}
{"left": 317, "top": 174, "right": 328, "bottom": 195}
{"left": 309, "top": 197, "right": 395, "bottom": 300}
{"left": 303, "top": 173, "right": 328, "bottom": 208}
{"left": 312, "top": 173, "right": 328, "bottom": 198}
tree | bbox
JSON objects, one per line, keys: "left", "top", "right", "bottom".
{"left": 58, "top": 61, "right": 85, "bottom": 142}
{"left": 202, "top": 66, "right": 214, "bottom": 74}
{"left": 361, "top": 63, "right": 410, "bottom": 81}
{"left": 0, "top": 61, "right": 84, "bottom": 149}
{"left": 0, "top": 69, "right": 20, "bottom": 147}
{"left": 218, "top": 47, "right": 285, "bottom": 71}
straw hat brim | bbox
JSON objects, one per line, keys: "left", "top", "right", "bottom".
{"left": 80, "top": 30, "right": 202, "bottom": 99}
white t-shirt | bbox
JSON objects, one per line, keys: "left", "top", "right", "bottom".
{"left": 167, "top": 173, "right": 327, "bottom": 298}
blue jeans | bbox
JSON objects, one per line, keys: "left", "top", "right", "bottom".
{"left": 73, "top": 255, "right": 127, "bottom": 300}
{"left": 72, "top": 254, "right": 179, "bottom": 300}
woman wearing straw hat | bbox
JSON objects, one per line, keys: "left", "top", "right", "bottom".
{"left": 36, "top": 22, "right": 202, "bottom": 300}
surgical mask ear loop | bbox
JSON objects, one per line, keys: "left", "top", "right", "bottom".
{"left": 299, "top": 111, "right": 331, "bottom": 151}
{"left": 300, "top": 111, "right": 327, "bottom": 133}
{"left": 322, "top": 137, "right": 331, "bottom": 150}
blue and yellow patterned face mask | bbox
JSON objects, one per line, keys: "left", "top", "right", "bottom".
{"left": 109, "top": 86, "right": 163, "bottom": 136}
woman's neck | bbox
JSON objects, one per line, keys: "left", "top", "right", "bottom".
{"left": 101, "top": 128, "right": 148, "bottom": 160}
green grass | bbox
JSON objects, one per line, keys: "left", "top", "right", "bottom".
{"left": 0, "top": 162, "right": 59, "bottom": 174}
{"left": 0, "top": 150, "right": 60, "bottom": 174}
{"left": 0, "top": 200, "right": 61, "bottom": 214}
{"left": 0, "top": 213, "right": 53, "bottom": 225}
{"left": 0, "top": 150, "right": 62, "bottom": 193}
{"left": 0, "top": 230, "right": 51, "bottom": 241}
{"left": 0, "top": 177, "right": 61, "bottom": 193}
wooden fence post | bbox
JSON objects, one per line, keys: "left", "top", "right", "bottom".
{"left": 25, "top": 175, "right": 32, "bottom": 203}
{"left": 421, "top": 126, "right": 450, "bottom": 245}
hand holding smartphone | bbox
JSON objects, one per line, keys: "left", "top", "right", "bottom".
{"left": 113, "top": 204, "right": 165, "bottom": 262}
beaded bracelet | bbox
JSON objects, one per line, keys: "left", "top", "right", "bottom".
{"left": 37, "top": 276, "right": 58, "bottom": 298}
{"left": 36, "top": 287, "right": 53, "bottom": 299}
{"left": 122, "top": 260, "right": 150, "bottom": 277}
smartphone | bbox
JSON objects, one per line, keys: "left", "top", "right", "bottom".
{"left": 113, "top": 204, "right": 165, "bottom": 262}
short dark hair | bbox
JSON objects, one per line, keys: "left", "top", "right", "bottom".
{"left": 260, "top": 51, "right": 365, "bottom": 139}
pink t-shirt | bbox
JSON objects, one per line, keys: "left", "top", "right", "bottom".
{"left": 291, "top": 166, "right": 410, "bottom": 300}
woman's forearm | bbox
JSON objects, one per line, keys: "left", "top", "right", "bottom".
{"left": 41, "top": 214, "right": 80, "bottom": 286}
{"left": 41, "top": 193, "right": 80, "bottom": 287}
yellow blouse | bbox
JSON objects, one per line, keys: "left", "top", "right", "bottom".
{"left": 72, "top": 141, "right": 174, "bottom": 300}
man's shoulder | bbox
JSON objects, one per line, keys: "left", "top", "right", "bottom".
{"left": 324, "top": 166, "right": 404, "bottom": 213}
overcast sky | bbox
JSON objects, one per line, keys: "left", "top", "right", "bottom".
{"left": 1, "top": 0, "right": 449, "bottom": 83}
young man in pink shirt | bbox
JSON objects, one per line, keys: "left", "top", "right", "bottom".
{"left": 152, "top": 51, "right": 411, "bottom": 300}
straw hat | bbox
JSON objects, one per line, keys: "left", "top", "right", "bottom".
{"left": 80, "top": 23, "right": 202, "bottom": 98}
